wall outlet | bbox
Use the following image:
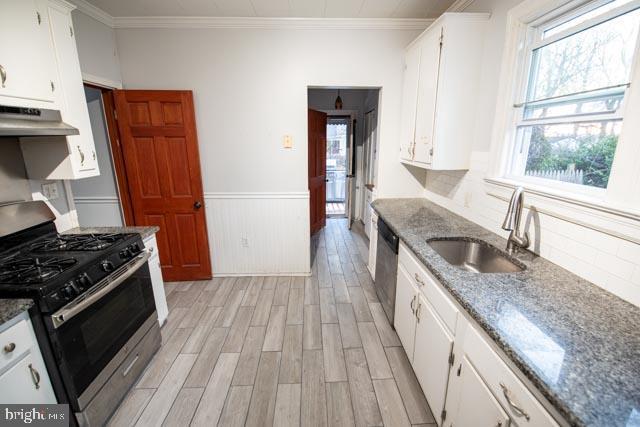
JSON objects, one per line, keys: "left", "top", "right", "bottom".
{"left": 41, "top": 182, "right": 59, "bottom": 200}
{"left": 283, "top": 135, "right": 293, "bottom": 149}
{"left": 241, "top": 237, "right": 249, "bottom": 248}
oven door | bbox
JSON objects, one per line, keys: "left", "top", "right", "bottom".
{"left": 47, "top": 251, "right": 156, "bottom": 410}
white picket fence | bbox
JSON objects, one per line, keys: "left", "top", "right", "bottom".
{"left": 525, "top": 168, "right": 584, "bottom": 184}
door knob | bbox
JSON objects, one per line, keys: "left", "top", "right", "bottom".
{"left": 194, "top": 201, "right": 202, "bottom": 209}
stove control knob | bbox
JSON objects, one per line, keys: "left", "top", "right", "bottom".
{"left": 101, "top": 260, "right": 115, "bottom": 272}
{"left": 76, "top": 273, "right": 92, "bottom": 290}
{"left": 61, "top": 284, "right": 77, "bottom": 300}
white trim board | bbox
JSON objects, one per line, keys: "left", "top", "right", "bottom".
{"left": 112, "top": 17, "right": 434, "bottom": 30}
{"left": 205, "top": 192, "right": 309, "bottom": 199}
{"left": 69, "top": 0, "right": 114, "bottom": 27}
{"left": 82, "top": 73, "right": 123, "bottom": 89}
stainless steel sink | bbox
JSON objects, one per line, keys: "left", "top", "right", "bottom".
{"left": 427, "top": 238, "right": 525, "bottom": 273}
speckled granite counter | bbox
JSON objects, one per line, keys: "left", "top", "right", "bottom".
{"left": 0, "top": 299, "right": 33, "bottom": 324}
{"left": 64, "top": 226, "right": 159, "bottom": 240}
{"left": 372, "top": 198, "right": 640, "bottom": 427}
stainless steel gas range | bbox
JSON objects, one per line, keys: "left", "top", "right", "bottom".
{"left": 0, "top": 201, "right": 161, "bottom": 426}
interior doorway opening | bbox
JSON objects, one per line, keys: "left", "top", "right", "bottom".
{"left": 307, "top": 87, "right": 380, "bottom": 234}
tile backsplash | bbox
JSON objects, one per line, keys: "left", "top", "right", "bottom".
{"left": 423, "top": 151, "right": 640, "bottom": 307}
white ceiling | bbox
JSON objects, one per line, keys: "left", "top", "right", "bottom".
{"left": 82, "top": 0, "right": 457, "bottom": 19}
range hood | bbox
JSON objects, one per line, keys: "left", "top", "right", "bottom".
{"left": 0, "top": 104, "right": 79, "bottom": 137}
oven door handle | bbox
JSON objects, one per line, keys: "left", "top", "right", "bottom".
{"left": 51, "top": 251, "right": 152, "bottom": 329}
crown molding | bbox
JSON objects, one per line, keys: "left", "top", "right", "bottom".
{"left": 68, "top": 0, "right": 114, "bottom": 27}
{"left": 446, "top": 0, "right": 477, "bottom": 12}
{"left": 112, "top": 16, "right": 434, "bottom": 30}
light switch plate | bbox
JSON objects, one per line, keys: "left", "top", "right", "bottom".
{"left": 283, "top": 135, "right": 293, "bottom": 149}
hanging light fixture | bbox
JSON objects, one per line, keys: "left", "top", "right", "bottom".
{"left": 334, "top": 89, "right": 343, "bottom": 110}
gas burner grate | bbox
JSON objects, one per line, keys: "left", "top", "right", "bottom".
{"left": 0, "top": 256, "right": 78, "bottom": 284}
{"left": 30, "top": 233, "right": 122, "bottom": 252}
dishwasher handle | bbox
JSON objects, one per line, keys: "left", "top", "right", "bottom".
{"left": 377, "top": 218, "right": 399, "bottom": 254}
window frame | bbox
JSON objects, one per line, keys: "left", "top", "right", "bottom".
{"left": 487, "top": 0, "right": 640, "bottom": 230}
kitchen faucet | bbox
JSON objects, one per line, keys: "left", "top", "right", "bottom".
{"left": 502, "top": 186, "right": 530, "bottom": 254}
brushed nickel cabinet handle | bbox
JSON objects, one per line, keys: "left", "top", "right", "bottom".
{"left": 410, "top": 295, "right": 417, "bottom": 314}
{"left": 3, "top": 342, "right": 16, "bottom": 353}
{"left": 499, "top": 382, "right": 530, "bottom": 421}
{"left": 416, "top": 302, "right": 422, "bottom": 322}
{"left": 0, "top": 65, "right": 6, "bottom": 88}
{"left": 50, "top": 81, "right": 55, "bottom": 92}
{"left": 78, "top": 146, "right": 85, "bottom": 165}
{"left": 414, "top": 273, "right": 424, "bottom": 287}
{"left": 92, "top": 150, "right": 96, "bottom": 161}
{"left": 28, "top": 364, "right": 41, "bottom": 389}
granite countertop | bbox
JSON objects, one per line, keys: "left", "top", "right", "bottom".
{"left": 64, "top": 226, "right": 159, "bottom": 240}
{"left": 372, "top": 198, "right": 640, "bottom": 427}
{"left": 0, "top": 299, "right": 33, "bottom": 324}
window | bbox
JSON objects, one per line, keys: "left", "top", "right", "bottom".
{"left": 506, "top": 0, "right": 640, "bottom": 194}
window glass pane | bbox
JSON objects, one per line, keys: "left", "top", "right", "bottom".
{"left": 544, "top": 0, "right": 637, "bottom": 38}
{"left": 529, "top": 8, "right": 640, "bottom": 102}
{"left": 511, "top": 120, "right": 621, "bottom": 188}
{"left": 523, "top": 87, "right": 624, "bottom": 119}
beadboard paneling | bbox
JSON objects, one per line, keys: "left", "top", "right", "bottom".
{"left": 205, "top": 192, "right": 311, "bottom": 276}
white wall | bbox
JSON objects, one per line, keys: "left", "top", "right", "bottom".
{"left": 422, "top": 0, "right": 640, "bottom": 307}
{"left": 114, "top": 26, "right": 426, "bottom": 275}
{"left": 71, "top": 10, "right": 122, "bottom": 88}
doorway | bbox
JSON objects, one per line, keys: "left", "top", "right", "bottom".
{"left": 326, "top": 117, "right": 350, "bottom": 217}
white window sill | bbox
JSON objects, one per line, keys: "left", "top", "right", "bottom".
{"left": 484, "top": 176, "right": 640, "bottom": 244}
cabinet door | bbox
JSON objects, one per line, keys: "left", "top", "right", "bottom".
{"left": 454, "top": 356, "right": 511, "bottom": 427}
{"left": 0, "top": 352, "right": 56, "bottom": 404}
{"left": 399, "top": 42, "right": 421, "bottom": 162}
{"left": 413, "top": 293, "right": 453, "bottom": 424}
{"left": 47, "top": 3, "right": 99, "bottom": 175}
{"left": 414, "top": 25, "right": 443, "bottom": 166}
{"left": 0, "top": 0, "right": 55, "bottom": 103}
{"left": 394, "top": 264, "right": 418, "bottom": 360}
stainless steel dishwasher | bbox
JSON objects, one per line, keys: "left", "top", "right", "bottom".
{"left": 374, "top": 217, "right": 399, "bottom": 324}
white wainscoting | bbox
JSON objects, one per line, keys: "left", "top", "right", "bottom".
{"left": 73, "top": 196, "right": 123, "bottom": 227}
{"left": 204, "top": 192, "right": 311, "bottom": 276}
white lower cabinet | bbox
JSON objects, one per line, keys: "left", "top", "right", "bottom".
{"left": 0, "top": 313, "right": 56, "bottom": 404}
{"left": 453, "top": 355, "right": 511, "bottom": 427}
{"left": 144, "top": 234, "right": 168, "bottom": 327}
{"left": 395, "top": 241, "right": 561, "bottom": 427}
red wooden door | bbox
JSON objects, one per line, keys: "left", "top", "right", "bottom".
{"left": 308, "top": 109, "right": 327, "bottom": 235}
{"left": 113, "top": 90, "right": 212, "bottom": 281}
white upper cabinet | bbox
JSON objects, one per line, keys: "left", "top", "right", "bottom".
{"left": 19, "top": 0, "right": 100, "bottom": 179}
{"left": 0, "top": 0, "right": 56, "bottom": 106}
{"left": 399, "top": 13, "right": 488, "bottom": 170}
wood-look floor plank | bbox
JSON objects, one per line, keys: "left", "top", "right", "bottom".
{"left": 326, "top": 381, "right": 356, "bottom": 427}
{"left": 160, "top": 307, "right": 188, "bottom": 342}
{"left": 107, "top": 388, "right": 154, "bottom": 427}
{"left": 174, "top": 283, "right": 205, "bottom": 308}
{"left": 215, "top": 288, "right": 245, "bottom": 327}
{"left": 279, "top": 324, "right": 303, "bottom": 384}
{"left": 191, "top": 352, "right": 240, "bottom": 426}
{"left": 369, "top": 303, "right": 402, "bottom": 347}
{"left": 303, "top": 305, "right": 322, "bottom": 350}
{"left": 332, "top": 274, "right": 351, "bottom": 304}
{"left": 137, "top": 327, "right": 191, "bottom": 389}
{"left": 304, "top": 276, "right": 320, "bottom": 305}
{"left": 161, "top": 387, "right": 203, "bottom": 426}
{"left": 274, "top": 383, "right": 302, "bottom": 427}
{"left": 345, "top": 348, "right": 383, "bottom": 427}
{"left": 286, "top": 287, "right": 304, "bottom": 325}
{"left": 358, "top": 322, "right": 392, "bottom": 379}
{"left": 348, "top": 286, "right": 373, "bottom": 322}
{"left": 181, "top": 306, "right": 222, "bottom": 354}
{"left": 357, "top": 272, "right": 379, "bottom": 303}
{"left": 301, "top": 349, "right": 328, "bottom": 427}
{"left": 204, "top": 277, "right": 223, "bottom": 292}
{"left": 232, "top": 326, "right": 266, "bottom": 386}
{"left": 251, "top": 288, "right": 275, "bottom": 326}
{"left": 319, "top": 288, "right": 338, "bottom": 324}
{"left": 263, "top": 305, "right": 287, "bottom": 351}
{"left": 178, "top": 301, "right": 207, "bottom": 329}
{"left": 321, "top": 323, "right": 348, "bottom": 382}
{"left": 245, "top": 351, "right": 281, "bottom": 427}
{"left": 328, "top": 254, "right": 343, "bottom": 275}
{"left": 234, "top": 276, "right": 251, "bottom": 291}
{"left": 336, "top": 303, "right": 362, "bottom": 349}
{"left": 385, "top": 346, "right": 435, "bottom": 424}
{"left": 135, "top": 354, "right": 197, "bottom": 426}
{"left": 218, "top": 385, "right": 253, "bottom": 427}
{"left": 263, "top": 276, "right": 277, "bottom": 290}
{"left": 172, "top": 281, "right": 194, "bottom": 292}
{"left": 291, "top": 276, "right": 305, "bottom": 289}
{"left": 241, "top": 276, "right": 264, "bottom": 306}
{"left": 210, "top": 277, "right": 236, "bottom": 306}
{"left": 183, "top": 327, "right": 229, "bottom": 388}
{"left": 273, "top": 277, "right": 291, "bottom": 306}
{"left": 372, "top": 379, "right": 411, "bottom": 427}
{"left": 222, "top": 305, "right": 254, "bottom": 352}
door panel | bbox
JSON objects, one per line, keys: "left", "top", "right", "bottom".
{"left": 114, "top": 90, "right": 212, "bottom": 281}
{"left": 308, "top": 109, "right": 327, "bottom": 235}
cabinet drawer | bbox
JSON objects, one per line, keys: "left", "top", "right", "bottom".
{"left": 0, "top": 319, "right": 33, "bottom": 371}
{"left": 464, "top": 326, "right": 559, "bottom": 427}
{"left": 399, "top": 243, "right": 458, "bottom": 334}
